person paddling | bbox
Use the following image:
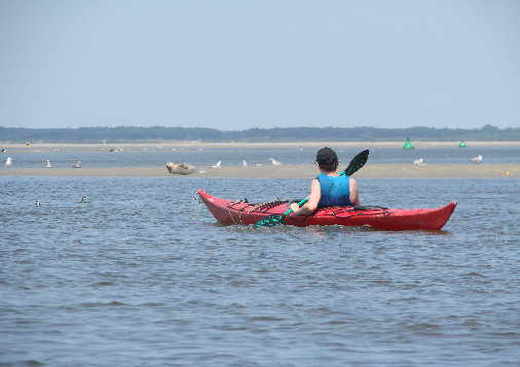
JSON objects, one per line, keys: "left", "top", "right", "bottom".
{"left": 289, "top": 147, "right": 360, "bottom": 215}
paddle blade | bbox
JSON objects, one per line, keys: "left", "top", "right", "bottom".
{"left": 344, "top": 149, "right": 369, "bottom": 176}
{"left": 255, "top": 215, "right": 285, "bottom": 227}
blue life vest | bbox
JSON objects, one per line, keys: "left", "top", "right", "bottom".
{"left": 316, "top": 173, "right": 352, "bottom": 208}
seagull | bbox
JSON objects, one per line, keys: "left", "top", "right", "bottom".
{"left": 44, "top": 159, "right": 53, "bottom": 168}
{"left": 413, "top": 158, "right": 425, "bottom": 166}
{"left": 72, "top": 160, "right": 81, "bottom": 168}
{"left": 242, "top": 160, "right": 248, "bottom": 167}
{"left": 80, "top": 196, "right": 89, "bottom": 203}
{"left": 0, "top": 148, "right": 6, "bottom": 153}
{"left": 35, "top": 200, "right": 41, "bottom": 207}
{"left": 269, "top": 158, "right": 282, "bottom": 166}
{"left": 210, "top": 160, "right": 222, "bottom": 168}
{"left": 5, "top": 157, "right": 12, "bottom": 167}
{"left": 471, "top": 155, "right": 483, "bottom": 164}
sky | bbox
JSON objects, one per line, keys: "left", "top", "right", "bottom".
{"left": 0, "top": 0, "right": 519, "bottom": 130}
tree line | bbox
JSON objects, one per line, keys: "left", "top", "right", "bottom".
{"left": 1, "top": 125, "right": 519, "bottom": 143}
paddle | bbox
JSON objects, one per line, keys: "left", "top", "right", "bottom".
{"left": 254, "top": 197, "right": 309, "bottom": 227}
{"left": 341, "top": 149, "right": 369, "bottom": 176}
{"left": 255, "top": 149, "right": 370, "bottom": 227}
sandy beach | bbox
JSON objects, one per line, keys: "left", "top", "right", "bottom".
{"left": 2, "top": 141, "right": 518, "bottom": 178}
{"left": 2, "top": 141, "right": 520, "bottom": 152}
{"left": 1, "top": 164, "right": 518, "bottom": 178}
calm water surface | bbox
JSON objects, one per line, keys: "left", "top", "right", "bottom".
{"left": 1, "top": 176, "right": 520, "bottom": 366}
{"left": 3, "top": 145, "right": 520, "bottom": 168}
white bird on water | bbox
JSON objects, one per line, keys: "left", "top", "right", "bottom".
{"left": 44, "top": 159, "right": 53, "bottom": 168}
{"left": 413, "top": 158, "right": 425, "bottom": 166}
{"left": 5, "top": 157, "right": 12, "bottom": 167}
{"left": 471, "top": 154, "right": 483, "bottom": 164}
{"left": 210, "top": 160, "right": 222, "bottom": 168}
{"left": 269, "top": 158, "right": 282, "bottom": 166}
{"left": 242, "top": 160, "right": 248, "bottom": 167}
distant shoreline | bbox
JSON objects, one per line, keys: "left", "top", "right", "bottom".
{"left": 1, "top": 164, "right": 518, "bottom": 179}
{"left": 2, "top": 141, "right": 520, "bottom": 152}
{"left": 2, "top": 125, "right": 519, "bottom": 143}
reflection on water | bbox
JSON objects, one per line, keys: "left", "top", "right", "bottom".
{"left": 1, "top": 177, "right": 520, "bottom": 366}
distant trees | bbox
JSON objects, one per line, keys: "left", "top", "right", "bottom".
{"left": 0, "top": 125, "right": 519, "bottom": 143}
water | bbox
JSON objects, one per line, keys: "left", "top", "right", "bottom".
{"left": 3, "top": 145, "right": 520, "bottom": 169}
{"left": 1, "top": 176, "right": 520, "bottom": 366}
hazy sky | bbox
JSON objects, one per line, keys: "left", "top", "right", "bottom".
{"left": 1, "top": 0, "right": 519, "bottom": 129}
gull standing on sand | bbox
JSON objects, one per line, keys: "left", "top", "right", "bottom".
{"left": 269, "top": 158, "right": 282, "bottom": 166}
{"left": 210, "top": 160, "right": 222, "bottom": 168}
{"left": 471, "top": 155, "right": 483, "bottom": 164}
{"left": 5, "top": 157, "right": 12, "bottom": 167}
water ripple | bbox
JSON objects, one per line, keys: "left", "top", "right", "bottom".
{"left": 1, "top": 176, "right": 520, "bottom": 366}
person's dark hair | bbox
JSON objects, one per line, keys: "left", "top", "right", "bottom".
{"left": 316, "top": 147, "right": 338, "bottom": 172}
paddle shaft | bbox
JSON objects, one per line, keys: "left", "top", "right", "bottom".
{"left": 283, "top": 198, "right": 309, "bottom": 216}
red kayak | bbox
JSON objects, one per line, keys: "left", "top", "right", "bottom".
{"left": 197, "top": 190, "right": 457, "bottom": 231}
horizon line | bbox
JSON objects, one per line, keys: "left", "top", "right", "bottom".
{"left": 1, "top": 124, "right": 518, "bottom": 131}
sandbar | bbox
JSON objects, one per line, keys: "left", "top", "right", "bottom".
{"left": 1, "top": 164, "right": 518, "bottom": 179}
{"left": 1, "top": 141, "right": 520, "bottom": 152}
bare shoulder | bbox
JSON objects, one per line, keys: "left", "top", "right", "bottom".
{"left": 349, "top": 177, "right": 358, "bottom": 189}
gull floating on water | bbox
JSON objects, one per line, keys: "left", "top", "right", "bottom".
{"left": 0, "top": 148, "right": 6, "bottom": 153}
{"left": 413, "top": 158, "right": 425, "bottom": 166}
{"left": 72, "top": 160, "right": 81, "bottom": 168}
{"left": 5, "top": 157, "right": 12, "bottom": 167}
{"left": 269, "top": 158, "right": 282, "bottom": 166}
{"left": 80, "top": 196, "right": 89, "bottom": 203}
{"left": 471, "top": 155, "right": 483, "bottom": 164}
{"left": 242, "top": 160, "right": 248, "bottom": 167}
{"left": 210, "top": 160, "right": 222, "bottom": 168}
{"left": 43, "top": 159, "right": 53, "bottom": 168}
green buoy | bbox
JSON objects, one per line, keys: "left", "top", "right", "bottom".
{"left": 403, "top": 137, "right": 415, "bottom": 150}
{"left": 458, "top": 141, "right": 467, "bottom": 148}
